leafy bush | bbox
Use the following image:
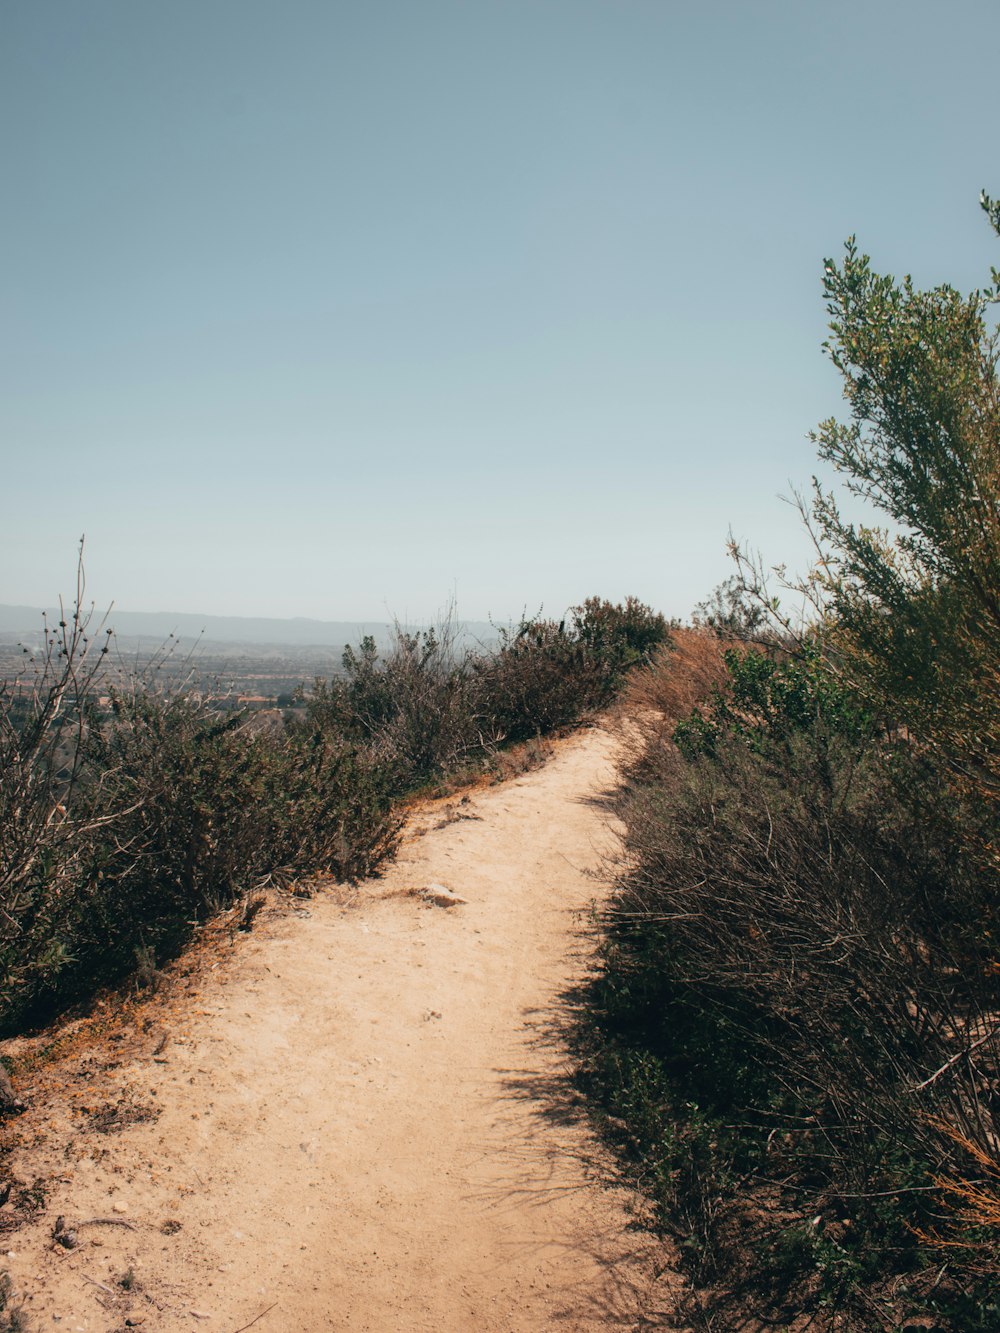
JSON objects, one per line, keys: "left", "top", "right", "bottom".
{"left": 304, "top": 627, "right": 483, "bottom": 790}
{"left": 573, "top": 595, "right": 672, "bottom": 682}
{"left": 587, "top": 642, "right": 999, "bottom": 1321}
{"left": 582, "top": 195, "right": 1000, "bottom": 1325}
{"left": 470, "top": 598, "right": 670, "bottom": 746}
{"left": 302, "top": 598, "right": 670, "bottom": 789}
{"left": 0, "top": 633, "right": 401, "bottom": 1033}
{"left": 812, "top": 219, "right": 1000, "bottom": 820}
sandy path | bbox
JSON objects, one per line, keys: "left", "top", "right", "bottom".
{"left": 2, "top": 727, "right": 682, "bottom": 1331}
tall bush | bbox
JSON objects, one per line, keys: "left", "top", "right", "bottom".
{"left": 585, "top": 197, "right": 1000, "bottom": 1325}
{"left": 812, "top": 200, "right": 1000, "bottom": 822}
{"left": 304, "top": 626, "right": 483, "bottom": 789}
{"left": 0, "top": 559, "right": 117, "bottom": 1029}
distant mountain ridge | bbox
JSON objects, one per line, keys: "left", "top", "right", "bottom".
{"left": 0, "top": 604, "right": 496, "bottom": 651}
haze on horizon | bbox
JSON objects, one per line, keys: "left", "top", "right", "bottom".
{"left": 3, "top": 1, "right": 996, "bottom": 625}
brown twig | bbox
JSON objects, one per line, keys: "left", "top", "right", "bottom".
{"left": 910, "top": 1023, "right": 1000, "bottom": 1092}
{"left": 232, "top": 1302, "right": 278, "bottom": 1333}
{"left": 80, "top": 1272, "right": 116, "bottom": 1296}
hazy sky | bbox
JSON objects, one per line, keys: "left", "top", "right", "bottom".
{"left": 3, "top": 1, "right": 997, "bottom": 623}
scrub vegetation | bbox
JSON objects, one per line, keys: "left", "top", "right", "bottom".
{"left": 3, "top": 192, "right": 997, "bottom": 1331}
{"left": 0, "top": 583, "right": 667, "bottom": 1035}
{"left": 579, "top": 195, "right": 1000, "bottom": 1328}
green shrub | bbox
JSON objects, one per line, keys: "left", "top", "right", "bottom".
{"left": 572, "top": 595, "right": 672, "bottom": 687}
{"left": 303, "top": 628, "right": 484, "bottom": 791}
{"left": 584, "top": 641, "right": 999, "bottom": 1323}
{"left": 813, "top": 217, "right": 1000, "bottom": 821}
{"left": 470, "top": 598, "right": 670, "bottom": 745}
{"left": 0, "top": 677, "right": 401, "bottom": 1033}
{"left": 469, "top": 618, "right": 599, "bottom": 743}
{"left": 271, "top": 720, "right": 403, "bottom": 882}
{"left": 580, "top": 196, "right": 1000, "bottom": 1324}
{"left": 302, "top": 599, "right": 670, "bottom": 786}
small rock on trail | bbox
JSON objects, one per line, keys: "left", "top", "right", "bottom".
{"left": 421, "top": 882, "right": 467, "bottom": 907}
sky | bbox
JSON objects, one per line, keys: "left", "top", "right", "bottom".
{"left": 2, "top": 0, "right": 998, "bottom": 624}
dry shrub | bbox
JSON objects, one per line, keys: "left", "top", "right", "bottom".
{"left": 0, "top": 1271, "right": 27, "bottom": 1332}
{"left": 303, "top": 626, "right": 485, "bottom": 788}
{"left": 0, "top": 678, "right": 404, "bottom": 1034}
{"left": 306, "top": 599, "right": 670, "bottom": 792}
{"left": 914, "top": 1120, "right": 1000, "bottom": 1271}
{"left": 484, "top": 735, "right": 551, "bottom": 784}
{"left": 624, "top": 627, "right": 730, "bottom": 722}
{"left": 585, "top": 640, "right": 1000, "bottom": 1325}
{"left": 616, "top": 628, "right": 745, "bottom": 782}
{"left": 469, "top": 619, "right": 601, "bottom": 743}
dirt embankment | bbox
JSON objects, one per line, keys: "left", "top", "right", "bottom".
{"left": 1, "top": 727, "right": 683, "bottom": 1331}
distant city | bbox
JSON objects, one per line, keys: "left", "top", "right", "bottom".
{"left": 0, "top": 604, "right": 500, "bottom": 707}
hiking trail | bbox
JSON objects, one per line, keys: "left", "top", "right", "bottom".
{"left": 2, "top": 727, "right": 683, "bottom": 1331}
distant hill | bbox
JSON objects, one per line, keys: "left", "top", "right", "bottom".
{"left": 0, "top": 604, "right": 497, "bottom": 653}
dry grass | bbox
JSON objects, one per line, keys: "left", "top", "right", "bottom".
{"left": 625, "top": 628, "right": 731, "bottom": 723}
{"left": 911, "top": 1119, "right": 1000, "bottom": 1264}
{"left": 614, "top": 628, "right": 748, "bottom": 781}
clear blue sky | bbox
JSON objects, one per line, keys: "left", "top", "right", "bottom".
{"left": 3, "top": 0, "right": 997, "bottom": 623}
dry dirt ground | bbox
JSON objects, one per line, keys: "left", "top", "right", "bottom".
{"left": 0, "top": 726, "right": 684, "bottom": 1332}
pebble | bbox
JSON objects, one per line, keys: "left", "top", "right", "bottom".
{"left": 112, "top": 1201, "right": 129, "bottom": 1214}
{"left": 422, "top": 883, "right": 467, "bottom": 907}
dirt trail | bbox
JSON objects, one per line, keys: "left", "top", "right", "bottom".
{"left": 2, "top": 727, "right": 682, "bottom": 1331}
